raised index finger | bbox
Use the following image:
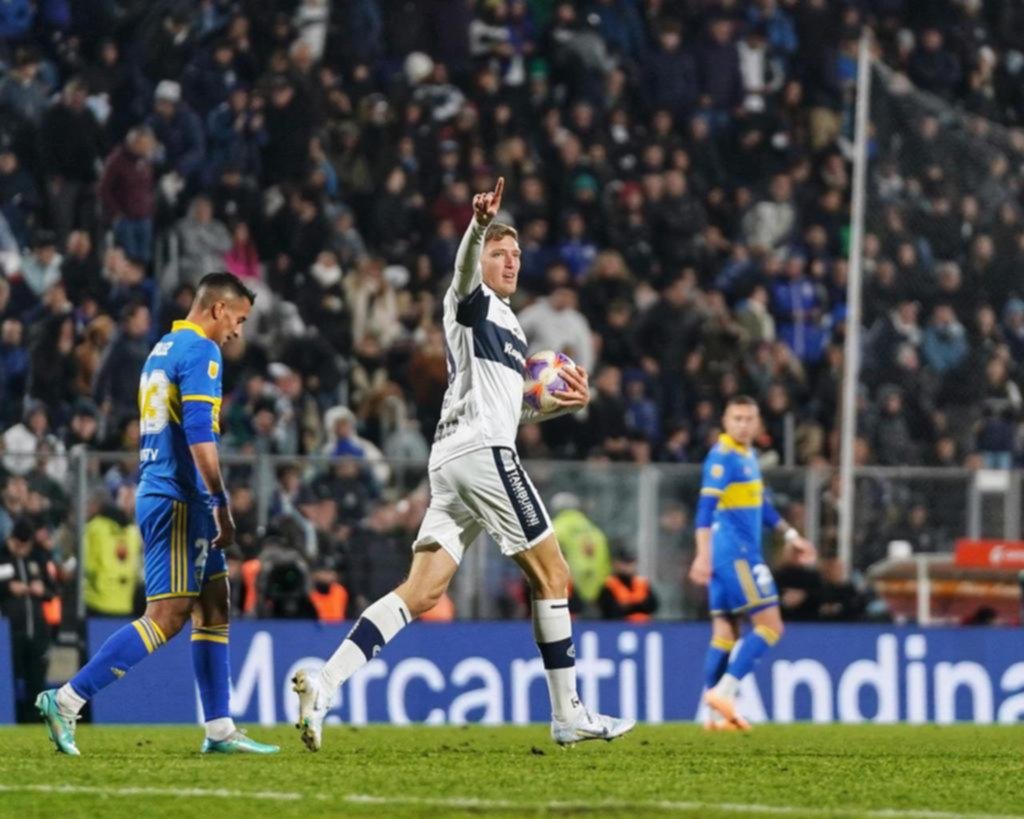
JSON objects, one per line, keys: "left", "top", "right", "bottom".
{"left": 492, "top": 176, "right": 505, "bottom": 205}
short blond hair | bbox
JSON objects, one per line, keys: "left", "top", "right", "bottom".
{"left": 484, "top": 222, "right": 518, "bottom": 244}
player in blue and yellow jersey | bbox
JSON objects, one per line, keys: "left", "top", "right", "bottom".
{"left": 689, "top": 395, "right": 815, "bottom": 731}
{"left": 36, "top": 272, "right": 278, "bottom": 755}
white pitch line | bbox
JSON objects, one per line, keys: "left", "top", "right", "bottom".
{"left": 0, "top": 784, "right": 305, "bottom": 802}
{"left": 1, "top": 783, "right": 1021, "bottom": 819}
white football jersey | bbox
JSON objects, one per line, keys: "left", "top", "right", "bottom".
{"left": 429, "top": 278, "right": 529, "bottom": 470}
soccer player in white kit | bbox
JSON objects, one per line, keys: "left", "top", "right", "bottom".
{"left": 293, "top": 178, "right": 636, "bottom": 749}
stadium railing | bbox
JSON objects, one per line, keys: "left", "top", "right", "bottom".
{"left": 35, "top": 452, "right": 1016, "bottom": 624}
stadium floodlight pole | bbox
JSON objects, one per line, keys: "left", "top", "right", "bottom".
{"left": 838, "top": 28, "right": 873, "bottom": 571}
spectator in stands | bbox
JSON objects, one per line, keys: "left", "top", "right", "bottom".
{"left": 175, "top": 195, "right": 231, "bottom": 286}
{"left": 61, "top": 231, "right": 103, "bottom": 305}
{"left": 147, "top": 80, "right": 206, "bottom": 191}
{"left": 19, "top": 230, "right": 63, "bottom": 299}
{"left": 26, "top": 315, "right": 76, "bottom": 421}
{"left": 63, "top": 400, "right": 101, "bottom": 455}
{"left": 0, "top": 144, "right": 39, "bottom": 247}
{"left": 742, "top": 172, "right": 796, "bottom": 250}
{"left": 98, "top": 127, "right": 157, "bottom": 264}
{"left": 872, "top": 385, "right": 920, "bottom": 467}
{"left": 519, "top": 277, "right": 595, "bottom": 373}
{"left": 908, "top": 27, "right": 962, "bottom": 100}
{"left": 922, "top": 304, "right": 969, "bottom": 375}
{"left": 92, "top": 303, "right": 151, "bottom": 423}
{"left": 38, "top": 77, "right": 103, "bottom": 245}
{"left": 642, "top": 20, "right": 698, "bottom": 120}
{"left": 891, "top": 500, "right": 947, "bottom": 554}
{"left": 0, "top": 48, "right": 48, "bottom": 124}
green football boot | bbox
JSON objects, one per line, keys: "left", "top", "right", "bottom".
{"left": 201, "top": 729, "right": 280, "bottom": 754}
{"left": 36, "top": 689, "right": 81, "bottom": 756}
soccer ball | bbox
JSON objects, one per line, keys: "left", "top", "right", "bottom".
{"left": 523, "top": 351, "right": 576, "bottom": 414}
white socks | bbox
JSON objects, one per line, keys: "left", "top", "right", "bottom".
{"left": 532, "top": 599, "right": 584, "bottom": 723}
{"left": 714, "top": 674, "right": 741, "bottom": 701}
{"left": 319, "top": 592, "right": 412, "bottom": 693}
{"left": 205, "top": 717, "right": 236, "bottom": 741}
{"left": 56, "top": 683, "right": 86, "bottom": 717}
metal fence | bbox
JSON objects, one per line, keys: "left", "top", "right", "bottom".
{"left": 35, "top": 451, "right": 1017, "bottom": 621}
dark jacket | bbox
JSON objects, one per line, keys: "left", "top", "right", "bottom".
{"left": 147, "top": 105, "right": 206, "bottom": 181}
{"left": 643, "top": 48, "right": 698, "bottom": 117}
{"left": 98, "top": 145, "right": 154, "bottom": 221}
{"left": 0, "top": 544, "right": 58, "bottom": 639}
{"left": 93, "top": 331, "right": 150, "bottom": 410}
{"left": 39, "top": 103, "right": 104, "bottom": 182}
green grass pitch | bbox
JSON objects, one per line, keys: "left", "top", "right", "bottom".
{"left": 0, "top": 724, "right": 1020, "bottom": 818}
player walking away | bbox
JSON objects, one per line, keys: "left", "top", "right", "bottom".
{"left": 688, "top": 395, "right": 815, "bottom": 731}
{"left": 293, "top": 179, "right": 635, "bottom": 750}
{"left": 37, "top": 273, "right": 278, "bottom": 755}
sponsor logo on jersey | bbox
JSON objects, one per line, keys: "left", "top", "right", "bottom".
{"left": 500, "top": 450, "right": 541, "bottom": 529}
{"left": 504, "top": 341, "right": 526, "bottom": 368}
{"left": 208, "top": 360, "right": 219, "bottom": 379}
{"left": 151, "top": 342, "right": 174, "bottom": 357}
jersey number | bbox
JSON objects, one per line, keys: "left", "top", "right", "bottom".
{"left": 752, "top": 563, "right": 775, "bottom": 596}
{"left": 139, "top": 370, "right": 172, "bottom": 435}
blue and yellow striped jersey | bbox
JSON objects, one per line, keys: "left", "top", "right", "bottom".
{"left": 137, "top": 320, "right": 222, "bottom": 502}
{"left": 698, "top": 433, "right": 779, "bottom": 562}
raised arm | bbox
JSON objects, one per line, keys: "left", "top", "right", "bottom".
{"left": 452, "top": 177, "right": 504, "bottom": 298}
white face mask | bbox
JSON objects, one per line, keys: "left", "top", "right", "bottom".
{"left": 311, "top": 262, "right": 342, "bottom": 288}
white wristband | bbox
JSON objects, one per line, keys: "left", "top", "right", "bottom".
{"left": 783, "top": 528, "right": 799, "bottom": 544}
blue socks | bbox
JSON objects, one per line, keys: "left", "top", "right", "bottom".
{"left": 192, "top": 624, "right": 230, "bottom": 721}
{"left": 703, "top": 636, "right": 735, "bottom": 690}
{"left": 725, "top": 624, "right": 780, "bottom": 682}
{"left": 67, "top": 617, "right": 167, "bottom": 701}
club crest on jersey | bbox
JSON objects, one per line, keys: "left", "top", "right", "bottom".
{"left": 208, "top": 360, "right": 219, "bottom": 379}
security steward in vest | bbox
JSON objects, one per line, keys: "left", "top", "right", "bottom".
{"left": 597, "top": 545, "right": 658, "bottom": 622}
{"left": 0, "top": 518, "right": 60, "bottom": 721}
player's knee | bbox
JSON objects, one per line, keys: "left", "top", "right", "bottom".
{"left": 755, "top": 621, "right": 784, "bottom": 645}
{"left": 145, "top": 601, "right": 192, "bottom": 640}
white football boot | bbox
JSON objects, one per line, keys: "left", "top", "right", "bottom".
{"left": 292, "top": 669, "right": 330, "bottom": 752}
{"left": 551, "top": 707, "right": 636, "bottom": 747}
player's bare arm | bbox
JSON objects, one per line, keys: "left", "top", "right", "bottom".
{"left": 690, "top": 527, "right": 712, "bottom": 586}
{"left": 452, "top": 177, "right": 505, "bottom": 296}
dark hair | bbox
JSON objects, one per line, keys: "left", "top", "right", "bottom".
{"left": 194, "top": 271, "right": 256, "bottom": 308}
{"left": 725, "top": 394, "right": 759, "bottom": 410}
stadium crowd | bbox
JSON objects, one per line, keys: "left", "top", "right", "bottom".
{"left": 0, "top": 0, "right": 1023, "bottom": 623}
